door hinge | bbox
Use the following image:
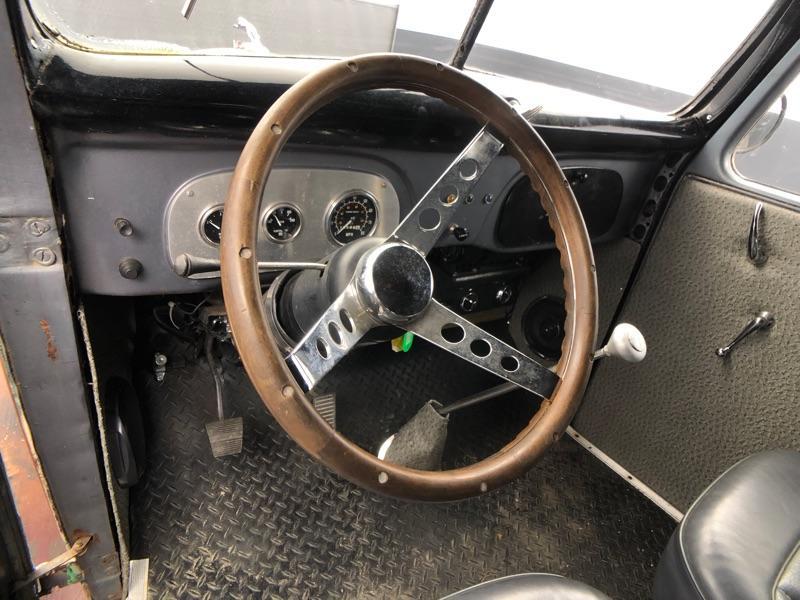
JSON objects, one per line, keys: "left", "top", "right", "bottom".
{"left": 14, "top": 534, "right": 92, "bottom": 592}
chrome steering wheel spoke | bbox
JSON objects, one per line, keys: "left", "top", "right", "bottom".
{"left": 286, "top": 280, "right": 374, "bottom": 391}
{"left": 389, "top": 126, "right": 503, "bottom": 255}
{"left": 406, "top": 299, "right": 559, "bottom": 399}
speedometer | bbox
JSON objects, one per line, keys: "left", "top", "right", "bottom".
{"left": 328, "top": 192, "right": 378, "bottom": 245}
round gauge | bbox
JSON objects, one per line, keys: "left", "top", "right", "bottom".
{"left": 264, "top": 204, "right": 302, "bottom": 242}
{"left": 328, "top": 192, "right": 378, "bottom": 245}
{"left": 200, "top": 207, "right": 224, "bottom": 245}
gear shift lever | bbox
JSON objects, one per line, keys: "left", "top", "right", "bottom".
{"left": 593, "top": 323, "right": 647, "bottom": 363}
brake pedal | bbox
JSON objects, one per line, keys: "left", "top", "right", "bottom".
{"left": 206, "top": 417, "right": 243, "bottom": 458}
{"left": 204, "top": 334, "right": 243, "bottom": 457}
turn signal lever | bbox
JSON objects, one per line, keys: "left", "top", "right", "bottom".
{"left": 173, "top": 253, "right": 326, "bottom": 277}
{"left": 593, "top": 323, "right": 647, "bottom": 363}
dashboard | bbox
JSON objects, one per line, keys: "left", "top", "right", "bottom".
{"left": 52, "top": 128, "right": 657, "bottom": 298}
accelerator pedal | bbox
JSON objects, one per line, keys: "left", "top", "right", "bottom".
{"left": 311, "top": 393, "right": 337, "bottom": 429}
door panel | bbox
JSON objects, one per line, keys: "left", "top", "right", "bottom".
{"left": 574, "top": 175, "right": 800, "bottom": 511}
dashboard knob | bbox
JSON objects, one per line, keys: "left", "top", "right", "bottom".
{"left": 119, "top": 257, "right": 143, "bottom": 280}
{"left": 460, "top": 290, "right": 478, "bottom": 313}
{"left": 495, "top": 285, "right": 512, "bottom": 304}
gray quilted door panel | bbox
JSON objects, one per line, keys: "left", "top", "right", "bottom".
{"left": 574, "top": 175, "right": 800, "bottom": 512}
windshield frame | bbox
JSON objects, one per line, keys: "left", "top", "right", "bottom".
{"left": 13, "top": 0, "right": 800, "bottom": 132}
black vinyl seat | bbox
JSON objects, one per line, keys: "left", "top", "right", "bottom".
{"left": 654, "top": 449, "right": 800, "bottom": 600}
{"left": 443, "top": 450, "right": 800, "bottom": 600}
{"left": 441, "top": 573, "right": 610, "bottom": 599}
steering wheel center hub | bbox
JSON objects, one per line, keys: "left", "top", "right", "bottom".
{"left": 357, "top": 243, "right": 433, "bottom": 323}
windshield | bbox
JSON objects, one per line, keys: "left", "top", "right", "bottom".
{"left": 28, "top": 0, "right": 774, "bottom": 114}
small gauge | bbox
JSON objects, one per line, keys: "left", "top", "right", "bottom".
{"left": 264, "top": 204, "right": 302, "bottom": 242}
{"left": 200, "top": 207, "right": 224, "bottom": 245}
{"left": 328, "top": 192, "right": 378, "bottom": 245}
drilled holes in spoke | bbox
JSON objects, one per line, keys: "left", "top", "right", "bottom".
{"left": 458, "top": 158, "right": 478, "bottom": 181}
{"left": 439, "top": 185, "right": 459, "bottom": 206}
{"left": 328, "top": 322, "right": 342, "bottom": 346}
{"left": 418, "top": 208, "right": 441, "bottom": 232}
{"left": 441, "top": 323, "right": 522, "bottom": 372}
{"left": 441, "top": 323, "right": 465, "bottom": 343}
{"left": 470, "top": 339, "right": 492, "bottom": 358}
{"left": 500, "top": 355, "right": 520, "bottom": 372}
{"left": 440, "top": 322, "right": 493, "bottom": 358}
{"left": 316, "top": 338, "right": 330, "bottom": 359}
{"left": 339, "top": 309, "right": 354, "bottom": 333}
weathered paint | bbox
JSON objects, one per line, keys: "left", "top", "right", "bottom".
{"left": 39, "top": 319, "right": 59, "bottom": 362}
{"left": 0, "top": 341, "right": 86, "bottom": 596}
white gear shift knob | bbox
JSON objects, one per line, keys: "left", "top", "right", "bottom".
{"left": 593, "top": 323, "right": 647, "bottom": 363}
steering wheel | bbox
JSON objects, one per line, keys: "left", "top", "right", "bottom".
{"left": 221, "top": 54, "right": 597, "bottom": 501}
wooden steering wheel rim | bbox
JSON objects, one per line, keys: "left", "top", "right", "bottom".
{"left": 220, "top": 53, "right": 597, "bottom": 501}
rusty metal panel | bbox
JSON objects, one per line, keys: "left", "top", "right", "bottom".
{"left": 0, "top": 341, "right": 66, "bottom": 567}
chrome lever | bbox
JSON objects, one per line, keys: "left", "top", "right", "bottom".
{"left": 716, "top": 311, "right": 774, "bottom": 358}
{"left": 173, "top": 253, "right": 325, "bottom": 277}
{"left": 748, "top": 202, "right": 767, "bottom": 265}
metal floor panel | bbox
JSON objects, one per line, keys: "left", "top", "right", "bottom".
{"left": 131, "top": 341, "right": 674, "bottom": 599}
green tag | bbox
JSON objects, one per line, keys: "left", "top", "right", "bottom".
{"left": 400, "top": 331, "right": 414, "bottom": 352}
{"left": 66, "top": 563, "right": 83, "bottom": 584}
{"left": 391, "top": 331, "right": 415, "bottom": 353}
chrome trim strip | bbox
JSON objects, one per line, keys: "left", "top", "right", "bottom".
{"left": 566, "top": 426, "right": 683, "bottom": 522}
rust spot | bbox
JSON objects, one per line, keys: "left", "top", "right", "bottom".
{"left": 39, "top": 319, "right": 58, "bottom": 361}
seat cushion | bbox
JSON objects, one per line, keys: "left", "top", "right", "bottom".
{"left": 441, "top": 573, "right": 610, "bottom": 599}
{"left": 654, "top": 450, "right": 800, "bottom": 600}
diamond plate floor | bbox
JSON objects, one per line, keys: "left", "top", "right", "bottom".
{"left": 131, "top": 340, "right": 675, "bottom": 599}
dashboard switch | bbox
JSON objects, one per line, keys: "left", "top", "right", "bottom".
{"left": 451, "top": 225, "right": 469, "bottom": 242}
{"left": 460, "top": 290, "right": 478, "bottom": 313}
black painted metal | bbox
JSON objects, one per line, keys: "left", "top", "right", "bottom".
{"left": 449, "top": 0, "right": 494, "bottom": 70}
{"left": 131, "top": 340, "right": 675, "bottom": 599}
{"left": 0, "top": 2, "right": 121, "bottom": 596}
{"left": 9, "top": 0, "right": 703, "bottom": 148}
{"left": 676, "top": 0, "right": 800, "bottom": 126}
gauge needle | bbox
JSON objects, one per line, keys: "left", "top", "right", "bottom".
{"left": 209, "top": 221, "right": 221, "bottom": 230}
{"left": 335, "top": 218, "right": 354, "bottom": 235}
{"left": 273, "top": 215, "right": 283, "bottom": 227}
